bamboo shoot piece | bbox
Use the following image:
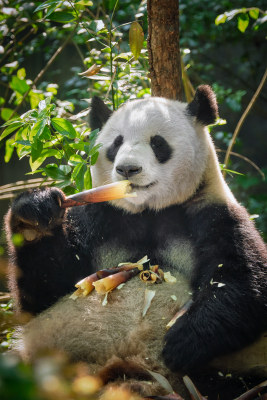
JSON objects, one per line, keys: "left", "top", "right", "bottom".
{"left": 93, "top": 269, "right": 140, "bottom": 294}
{"left": 166, "top": 300, "right": 193, "bottom": 330}
{"left": 70, "top": 258, "right": 147, "bottom": 299}
{"left": 61, "top": 180, "right": 136, "bottom": 208}
{"left": 142, "top": 289, "right": 156, "bottom": 317}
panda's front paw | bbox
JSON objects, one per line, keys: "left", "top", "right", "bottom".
{"left": 8, "top": 187, "right": 66, "bottom": 242}
{"left": 162, "top": 315, "right": 210, "bottom": 373}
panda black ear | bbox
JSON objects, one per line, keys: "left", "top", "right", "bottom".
{"left": 89, "top": 96, "right": 113, "bottom": 131}
{"left": 186, "top": 85, "right": 218, "bottom": 125}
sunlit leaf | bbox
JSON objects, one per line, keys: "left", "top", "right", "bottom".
{"left": 249, "top": 8, "right": 259, "bottom": 20}
{"left": 29, "top": 119, "right": 47, "bottom": 141}
{"left": 29, "top": 149, "right": 61, "bottom": 171}
{"left": 72, "top": 163, "right": 87, "bottom": 191}
{"left": 90, "top": 152, "right": 99, "bottom": 165}
{"left": 5, "top": 138, "right": 15, "bottom": 162}
{"left": 75, "top": 0, "right": 93, "bottom": 5}
{"left": 34, "top": 0, "right": 63, "bottom": 13}
{"left": 51, "top": 118, "right": 76, "bottom": 139}
{"left": 0, "top": 123, "right": 23, "bottom": 141}
{"left": 31, "top": 140, "right": 43, "bottom": 162}
{"left": 215, "top": 14, "right": 227, "bottom": 25}
{"left": 68, "top": 154, "right": 84, "bottom": 165}
{"left": 129, "top": 21, "right": 144, "bottom": 60}
{"left": 10, "top": 76, "right": 29, "bottom": 95}
{"left": 1, "top": 108, "right": 14, "bottom": 122}
{"left": 84, "top": 167, "right": 92, "bottom": 189}
{"left": 237, "top": 14, "right": 249, "bottom": 32}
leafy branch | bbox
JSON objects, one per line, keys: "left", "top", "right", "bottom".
{"left": 0, "top": 98, "right": 101, "bottom": 194}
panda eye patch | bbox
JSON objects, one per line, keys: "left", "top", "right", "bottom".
{"left": 106, "top": 135, "right": 123, "bottom": 162}
{"left": 150, "top": 135, "right": 173, "bottom": 163}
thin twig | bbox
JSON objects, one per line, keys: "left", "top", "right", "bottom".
{"left": 223, "top": 67, "right": 267, "bottom": 177}
{"left": 0, "top": 26, "right": 36, "bottom": 66}
{"left": 217, "top": 149, "right": 265, "bottom": 180}
{"left": 0, "top": 178, "right": 53, "bottom": 201}
{"left": 6, "top": 23, "right": 79, "bottom": 122}
{"left": 72, "top": 39, "right": 85, "bottom": 64}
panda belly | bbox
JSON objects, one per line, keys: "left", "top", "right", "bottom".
{"left": 156, "top": 239, "right": 196, "bottom": 280}
{"left": 16, "top": 271, "right": 192, "bottom": 399}
{"left": 86, "top": 203, "right": 195, "bottom": 278}
{"left": 91, "top": 238, "right": 195, "bottom": 280}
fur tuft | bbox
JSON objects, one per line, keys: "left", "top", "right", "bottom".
{"left": 89, "top": 96, "right": 112, "bottom": 131}
{"left": 187, "top": 85, "right": 218, "bottom": 125}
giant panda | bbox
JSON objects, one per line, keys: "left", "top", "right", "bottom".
{"left": 5, "top": 86, "right": 267, "bottom": 399}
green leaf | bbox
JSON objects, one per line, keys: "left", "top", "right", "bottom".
{"left": 16, "top": 140, "right": 31, "bottom": 146}
{"left": 69, "top": 154, "right": 84, "bottom": 165}
{"left": 56, "top": 179, "right": 72, "bottom": 189}
{"left": 38, "top": 125, "right": 51, "bottom": 141}
{"left": 15, "top": 125, "right": 30, "bottom": 141}
{"left": 75, "top": 0, "right": 93, "bottom": 6}
{"left": 84, "top": 167, "right": 92, "bottom": 189}
{"left": 10, "top": 76, "right": 30, "bottom": 95}
{"left": 51, "top": 118, "right": 76, "bottom": 139}
{"left": 89, "top": 143, "right": 102, "bottom": 156}
{"left": 1, "top": 108, "right": 14, "bottom": 121}
{"left": 31, "top": 140, "right": 43, "bottom": 162}
{"left": 34, "top": 0, "right": 63, "bottom": 13}
{"left": 59, "top": 165, "right": 72, "bottom": 175}
{"left": 129, "top": 21, "right": 144, "bottom": 60}
{"left": 30, "top": 119, "right": 47, "bottom": 141}
{"left": 46, "top": 2, "right": 63, "bottom": 17}
{"left": 215, "top": 14, "right": 227, "bottom": 25}
{"left": 0, "top": 122, "right": 23, "bottom": 141}
{"left": 237, "top": 14, "right": 249, "bottom": 32}
{"left": 5, "top": 138, "right": 15, "bottom": 163}
{"left": 91, "top": 151, "right": 99, "bottom": 165}
{"left": 17, "top": 68, "right": 26, "bottom": 80}
{"left": 29, "top": 91, "right": 44, "bottom": 109}
{"left": 43, "top": 165, "right": 67, "bottom": 180}
{"left": 71, "top": 162, "right": 85, "bottom": 180}
{"left": 73, "top": 163, "right": 87, "bottom": 191}
{"left": 249, "top": 8, "right": 259, "bottom": 20}
{"left": 29, "top": 149, "right": 61, "bottom": 171}
{"left": 48, "top": 11, "right": 76, "bottom": 23}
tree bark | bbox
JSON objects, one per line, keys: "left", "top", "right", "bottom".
{"left": 147, "top": 0, "right": 182, "bottom": 100}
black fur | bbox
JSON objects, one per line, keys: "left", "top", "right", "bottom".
{"left": 5, "top": 189, "right": 267, "bottom": 372}
{"left": 187, "top": 85, "right": 218, "bottom": 125}
{"left": 106, "top": 135, "right": 124, "bottom": 162}
{"left": 150, "top": 135, "right": 173, "bottom": 163}
{"left": 89, "top": 96, "right": 112, "bottom": 131}
{"left": 162, "top": 203, "right": 267, "bottom": 372}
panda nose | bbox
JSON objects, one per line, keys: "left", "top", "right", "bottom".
{"left": 116, "top": 165, "right": 142, "bottom": 178}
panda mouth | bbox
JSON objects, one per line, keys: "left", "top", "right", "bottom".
{"left": 130, "top": 181, "right": 157, "bottom": 190}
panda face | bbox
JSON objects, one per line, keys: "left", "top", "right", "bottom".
{"left": 92, "top": 97, "right": 210, "bottom": 212}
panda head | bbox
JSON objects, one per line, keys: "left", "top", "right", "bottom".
{"left": 90, "top": 86, "right": 218, "bottom": 213}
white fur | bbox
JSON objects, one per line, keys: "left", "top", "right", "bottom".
{"left": 92, "top": 97, "right": 236, "bottom": 213}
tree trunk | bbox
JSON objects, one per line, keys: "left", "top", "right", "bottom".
{"left": 147, "top": 0, "right": 182, "bottom": 100}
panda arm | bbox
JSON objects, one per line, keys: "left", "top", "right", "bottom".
{"left": 162, "top": 203, "right": 267, "bottom": 372}
{"left": 5, "top": 187, "right": 94, "bottom": 314}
